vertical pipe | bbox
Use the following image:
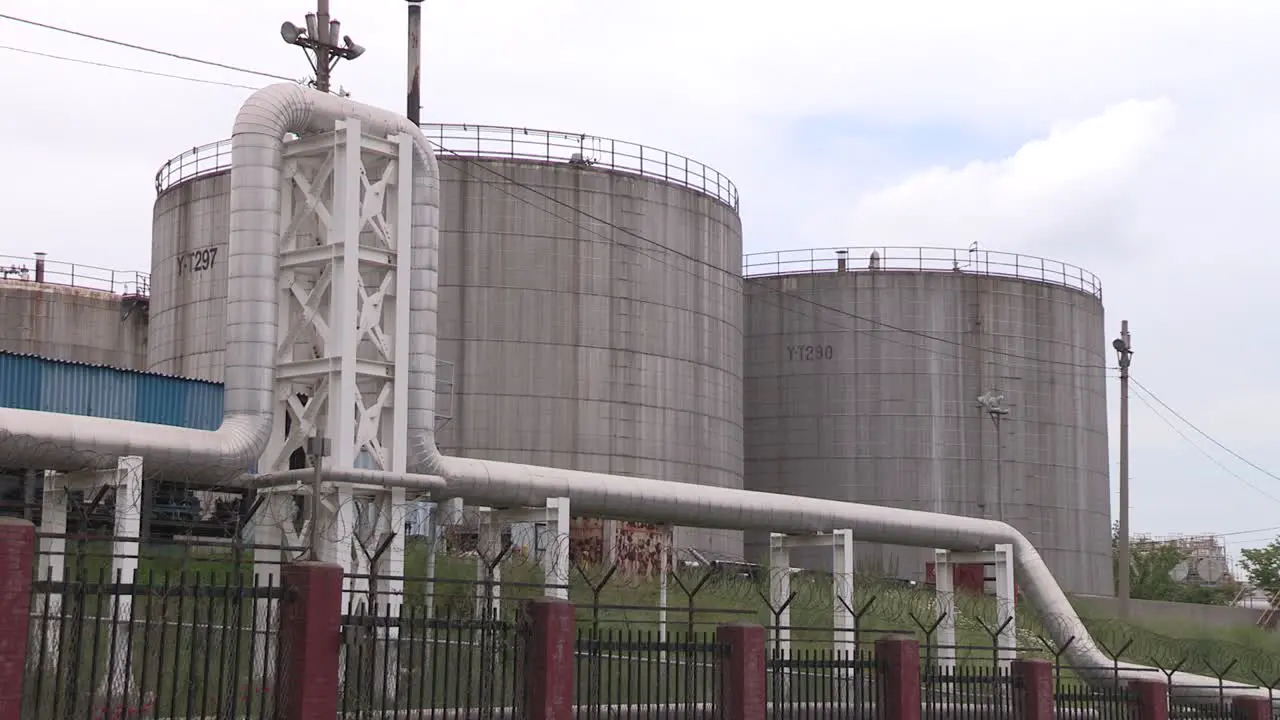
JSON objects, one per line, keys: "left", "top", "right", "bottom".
{"left": 315, "top": 0, "right": 331, "bottom": 92}
{"left": 33, "top": 252, "right": 46, "bottom": 283}
{"left": 406, "top": 0, "right": 423, "bottom": 124}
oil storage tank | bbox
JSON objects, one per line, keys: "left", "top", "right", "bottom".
{"left": 0, "top": 252, "right": 150, "bottom": 370}
{"left": 428, "top": 124, "right": 743, "bottom": 557}
{"left": 743, "top": 246, "right": 1111, "bottom": 596}
{"left": 147, "top": 142, "right": 230, "bottom": 381}
{"left": 148, "top": 126, "right": 745, "bottom": 558}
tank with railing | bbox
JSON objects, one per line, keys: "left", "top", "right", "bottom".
{"left": 742, "top": 246, "right": 1102, "bottom": 299}
{"left": 0, "top": 252, "right": 150, "bottom": 296}
{"left": 155, "top": 124, "right": 740, "bottom": 210}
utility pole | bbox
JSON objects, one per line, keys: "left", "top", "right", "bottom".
{"left": 280, "top": 1, "right": 365, "bottom": 93}
{"left": 1113, "top": 321, "right": 1134, "bottom": 617}
{"left": 406, "top": 0, "right": 423, "bottom": 124}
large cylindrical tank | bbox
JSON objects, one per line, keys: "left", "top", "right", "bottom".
{"left": 148, "top": 127, "right": 744, "bottom": 557}
{"left": 148, "top": 144, "right": 230, "bottom": 380}
{"left": 0, "top": 253, "right": 150, "bottom": 369}
{"left": 743, "top": 247, "right": 1111, "bottom": 596}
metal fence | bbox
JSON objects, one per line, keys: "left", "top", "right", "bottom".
{"left": 1055, "top": 680, "right": 1138, "bottom": 720}
{"left": 23, "top": 568, "right": 284, "bottom": 720}
{"left": 153, "top": 124, "right": 741, "bottom": 210}
{"left": 0, "top": 253, "right": 150, "bottom": 297}
{"left": 339, "top": 603, "right": 525, "bottom": 717}
{"left": 921, "top": 664, "right": 1019, "bottom": 720}
{"left": 575, "top": 628, "right": 727, "bottom": 718}
{"left": 767, "top": 646, "right": 880, "bottom": 719}
{"left": 742, "top": 245, "right": 1104, "bottom": 300}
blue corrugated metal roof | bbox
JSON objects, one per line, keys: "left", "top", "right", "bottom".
{"left": 0, "top": 351, "right": 223, "bottom": 429}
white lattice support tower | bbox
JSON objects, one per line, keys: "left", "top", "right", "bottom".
{"left": 932, "top": 544, "right": 1016, "bottom": 671}
{"left": 769, "top": 530, "right": 857, "bottom": 658}
{"left": 252, "top": 121, "right": 417, "bottom": 696}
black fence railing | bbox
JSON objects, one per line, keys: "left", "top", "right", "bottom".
{"left": 22, "top": 569, "right": 285, "bottom": 720}
{"left": 767, "top": 646, "right": 880, "bottom": 719}
{"left": 921, "top": 664, "right": 1019, "bottom": 720}
{"left": 1167, "top": 693, "right": 1234, "bottom": 720}
{"left": 573, "top": 628, "right": 726, "bottom": 718}
{"left": 1055, "top": 681, "right": 1138, "bottom": 720}
{"left": 339, "top": 604, "right": 524, "bottom": 717}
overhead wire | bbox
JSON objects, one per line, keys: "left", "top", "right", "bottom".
{"left": 1132, "top": 377, "right": 1280, "bottom": 486}
{"left": 0, "top": 44, "right": 258, "bottom": 90}
{"left": 0, "top": 12, "right": 296, "bottom": 82}
{"left": 1129, "top": 383, "right": 1280, "bottom": 505}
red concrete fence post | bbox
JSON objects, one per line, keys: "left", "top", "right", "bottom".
{"left": 876, "top": 634, "right": 921, "bottom": 720}
{"left": 0, "top": 518, "right": 35, "bottom": 720}
{"left": 716, "top": 623, "right": 766, "bottom": 720}
{"left": 1131, "top": 680, "right": 1169, "bottom": 720}
{"left": 1232, "top": 696, "right": 1273, "bottom": 720}
{"left": 522, "top": 597, "right": 575, "bottom": 720}
{"left": 0, "top": 515, "right": 34, "bottom": 720}
{"left": 276, "top": 561, "right": 344, "bottom": 720}
{"left": 1011, "top": 658, "right": 1054, "bottom": 720}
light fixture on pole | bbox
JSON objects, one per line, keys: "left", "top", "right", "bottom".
{"left": 976, "top": 390, "right": 1010, "bottom": 521}
{"left": 281, "top": 3, "right": 364, "bottom": 93}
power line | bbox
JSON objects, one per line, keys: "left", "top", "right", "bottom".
{"left": 1132, "top": 377, "right": 1280, "bottom": 486}
{"left": 0, "top": 12, "right": 295, "bottom": 82}
{"left": 0, "top": 44, "right": 259, "bottom": 90}
{"left": 1129, "top": 384, "right": 1280, "bottom": 505}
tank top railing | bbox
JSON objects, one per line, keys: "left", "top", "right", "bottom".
{"left": 0, "top": 253, "right": 150, "bottom": 297}
{"left": 155, "top": 126, "right": 741, "bottom": 213}
{"left": 743, "top": 246, "right": 1102, "bottom": 299}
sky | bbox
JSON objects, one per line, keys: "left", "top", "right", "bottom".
{"left": 3, "top": 0, "right": 1280, "bottom": 565}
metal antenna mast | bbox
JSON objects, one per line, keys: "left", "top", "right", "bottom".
{"left": 280, "top": 0, "right": 366, "bottom": 93}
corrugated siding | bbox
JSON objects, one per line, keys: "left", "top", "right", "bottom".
{"left": 0, "top": 352, "right": 223, "bottom": 429}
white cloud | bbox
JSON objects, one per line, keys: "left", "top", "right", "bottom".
{"left": 844, "top": 98, "right": 1178, "bottom": 254}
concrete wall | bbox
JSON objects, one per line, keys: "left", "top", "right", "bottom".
{"left": 1074, "top": 594, "right": 1268, "bottom": 630}
{"left": 744, "top": 269, "right": 1112, "bottom": 595}
{"left": 0, "top": 281, "right": 147, "bottom": 369}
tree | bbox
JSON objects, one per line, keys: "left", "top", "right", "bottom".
{"left": 1240, "top": 537, "right": 1280, "bottom": 592}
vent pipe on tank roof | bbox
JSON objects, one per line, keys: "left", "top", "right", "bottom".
{"left": 835, "top": 249, "right": 848, "bottom": 273}
{"left": 33, "top": 252, "right": 45, "bottom": 283}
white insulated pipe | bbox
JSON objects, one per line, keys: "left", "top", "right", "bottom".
{"left": 0, "top": 83, "right": 1266, "bottom": 705}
